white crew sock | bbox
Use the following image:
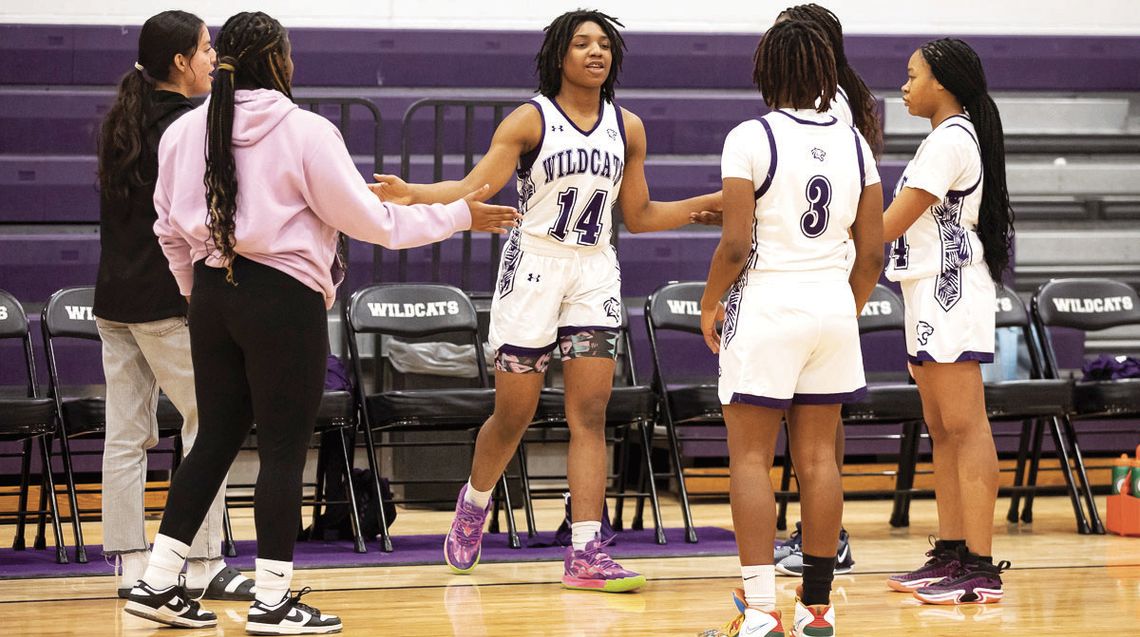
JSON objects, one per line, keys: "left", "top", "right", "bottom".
{"left": 254, "top": 558, "right": 293, "bottom": 606}
{"left": 742, "top": 564, "right": 777, "bottom": 611}
{"left": 120, "top": 550, "right": 151, "bottom": 589}
{"left": 463, "top": 480, "right": 493, "bottom": 509}
{"left": 141, "top": 534, "right": 190, "bottom": 590}
{"left": 186, "top": 557, "right": 227, "bottom": 591}
{"left": 571, "top": 521, "right": 602, "bottom": 552}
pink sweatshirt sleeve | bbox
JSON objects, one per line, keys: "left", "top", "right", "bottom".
{"left": 302, "top": 124, "right": 472, "bottom": 248}
{"left": 152, "top": 133, "right": 195, "bottom": 296}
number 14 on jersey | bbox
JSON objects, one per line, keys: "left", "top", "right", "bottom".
{"left": 549, "top": 187, "right": 607, "bottom": 246}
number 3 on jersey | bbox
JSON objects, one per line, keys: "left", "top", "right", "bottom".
{"left": 801, "top": 175, "right": 831, "bottom": 238}
{"left": 549, "top": 187, "right": 606, "bottom": 246}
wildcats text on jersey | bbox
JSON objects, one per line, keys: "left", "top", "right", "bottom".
{"left": 541, "top": 148, "right": 624, "bottom": 185}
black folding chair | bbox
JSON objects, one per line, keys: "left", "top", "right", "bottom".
{"left": 1032, "top": 277, "right": 1140, "bottom": 534}
{"left": 525, "top": 305, "right": 665, "bottom": 544}
{"left": 644, "top": 281, "right": 725, "bottom": 544}
{"left": 344, "top": 283, "right": 521, "bottom": 552}
{"left": 0, "top": 289, "right": 68, "bottom": 563}
{"left": 40, "top": 286, "right": 216, "bottom": 562}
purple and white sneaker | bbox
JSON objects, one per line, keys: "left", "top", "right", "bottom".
{"left": 913, "top": 558, "right": 1010, "bottom": 605}
{"left": 444, "top": 485, "right": 491, "bottom": 574}
{"left": 887, "top": 538, "right": 962, "bottom": 592}
{"left": 562, "top": 537, "right": 646, "bottom": 593}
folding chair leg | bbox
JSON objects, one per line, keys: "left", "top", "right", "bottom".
{"left": 638, "top": 419, "right": 666, "bottom": 545}
{"left": 611, "top": 426, "right": 629, "bottom": 532}
{"left": 1006, "top": 418, "right": 1034, "bottom": 524}
{"left": 338, "top": 429, "right": 367, "bottom": 554}
{"left": 309, "top": 432, "right": 328, "bottom": 539}
{"left": 498, "top": 474, "right": 521, "bottom": 549}
{"left": 1047, "top": 417, "right": 1091, "bottom": 534}
{"left": 38, "top": 436, "right": 67, "bottom": 564}
{"left": 56, "top": 434, "right": 87, "bottom": 563}
{"left": 361, "top": 425, "right": 393, "bottom": 552}
{"left": 34, "top": 464, "right": 48, "bottom": 550}
{"left": 1059, "top": 416, "right": 1104, "bottom": 534}
{"left": 632, "top": 469, "right": 646, "bottom": 531}
{"left": 664, "top": 419, "right": 698, "bottom": 543}
{"left": 222, "top": 505, "right": 237, "bottom": 558}
{"left": 776, "top": 425, "right": 794, "bottom": 532}
{"left": 12, "top": 439, "right": 33, "bottom": 550}
{"left": 1021, "top": 419, "right": 1046, "bottom": 523}
{"left": 890, "top": 421, "right": 919, "bottom": 528}
{"left": 515, "top": 442, "right": 536, "bottom": 538}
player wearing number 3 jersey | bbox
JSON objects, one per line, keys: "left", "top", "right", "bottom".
{"left": 371, "top": 9, "right": 719, "bottom": 593}
{"left": 699, "top": 19, "right": 882, "bottom": 637}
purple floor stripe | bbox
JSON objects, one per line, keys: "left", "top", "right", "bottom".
{"left": 0, "top": 527, "right": 737, "bottom": 580}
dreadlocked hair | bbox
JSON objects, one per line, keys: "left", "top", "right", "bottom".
{"left": 536, "top": 9, "right": 626, "bottom": 103}
{"left": 921, "top": 37, "right": 1014, "bottom": 282}
{"left": 778, "top": 3, "right": 882, "bottom": 157}
{"left": 98, "top": 10, "right": 204, "bottom": 200}
{"left": 753, "top": 19, "right": 837, "bottom": 112}
{"left": 205, "top": 11, "right": 292, "bottom": 284}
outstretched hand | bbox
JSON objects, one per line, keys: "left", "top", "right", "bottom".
{"left": 369, "top": 174, "right": 414, "bottom": 205}
{"left": 464, "top": 184, "right": 521, "bottom": 234}
{"left": 690, "top": 210, "right": 724, "bottom": 226}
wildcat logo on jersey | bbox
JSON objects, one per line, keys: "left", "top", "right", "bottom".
{"left": 811, "top": 147, "right": 826, "bottom": 162}
{"left": 603, "top": 297, "right": 621, "bottom": 322}
{"left": 607, "top": 128, "right": 618, "bottom": 141}
{"left": 916, "top": 321, "right": 935, "bottom": 345}
{"left": 541, "top": 148, "right": 624, "bottom": 186}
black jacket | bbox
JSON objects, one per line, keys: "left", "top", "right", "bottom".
{"left": 93, "top": 90, "right": 193, "bottom": 323}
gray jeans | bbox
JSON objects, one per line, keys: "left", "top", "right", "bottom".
{"left": 97, "top": 316, "right": 224, "bottom": 559}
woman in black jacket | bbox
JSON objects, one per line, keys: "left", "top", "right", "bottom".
{"left": 94, "top": 10, "right": 252, "bottom": 601}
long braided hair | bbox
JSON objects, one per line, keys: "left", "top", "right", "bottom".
{"left": 98, "top": 10, "right": 204, "bottom": 200}
{"left": 204, "top": 11, "right": 292, "bottom": 283}
{"left": 753, "top": 19, "right": 837, "bottom": 112}
{"left": 536, "top": 10, "right": 626, "bottom": 102}
{"left": 778, "top": 3, "right": 882, "bottom": 156}
{"left": 921, "top": 37, "right": 1014, "bottom": 282}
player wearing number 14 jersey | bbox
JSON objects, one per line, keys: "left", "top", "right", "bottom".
{"left": 371, "top": 9, "right": 719, "bottom": 592}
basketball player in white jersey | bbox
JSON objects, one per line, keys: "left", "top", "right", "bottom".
{"left": 372, "top": 9, "right": 719, "bottom": 593}
{"left": 697, "top": 20, "right": 882, "bottom": 637}
{"left": 691, "top": 3, "right": 884, "bottom": 583}
{"left": 883, "top": 38, "right": 1013, "bottom": 605}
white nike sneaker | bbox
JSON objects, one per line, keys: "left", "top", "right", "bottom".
{"left": 740, "top": 607, "right": 786, "bottom": 636}
{"left": 246, "top": 588, "right": 342, "bottom": 635}
{"left": 791, "top": 598, "right": 835, "bottom": 637}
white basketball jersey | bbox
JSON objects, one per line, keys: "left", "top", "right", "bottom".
{"left": 721, "top": 108, "right": 878, "bottom": 279}
{"left": 886, "top": 114, "right": 984, "bottom": 282}
{"left": 515, "top": 95, "right": 626, "bottom": 251}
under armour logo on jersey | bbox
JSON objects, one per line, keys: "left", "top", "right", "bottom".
{"left": 607, "top": 128, "right": 618, "bottom": 141}
{"left": 916, "top": 321, "right": 935, "bottom": 345}
{"left": 527, "top": 273, "right": 541, "bottom": 283}
{"left": 604, "top": 297, "right": 621, "bottom": 322}
{"left": 811, "top": 147, "right": 826, "bottom": 162}
{"left": 551, "top": 125, "right": 564, "bottom": 132}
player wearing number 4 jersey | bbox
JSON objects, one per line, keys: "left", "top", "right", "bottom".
{"left": 698, "top": 19, "right": 883, "bottom": 637}
{"left": 372, "top": 9, "right": 719, "bottom": 593}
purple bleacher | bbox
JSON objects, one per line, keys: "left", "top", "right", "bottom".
{"left": 2, "top": 25, "right": 1138, "bottom": 91}
{"left": 0, "top": 154, "right": 908, "bottom": 224}
{"left": 0, "top": 88, "right": 786, "bottom": 157}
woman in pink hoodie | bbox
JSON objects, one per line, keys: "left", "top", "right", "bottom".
{"left": 123, "top": 12, "right": 518, "bottom": 635}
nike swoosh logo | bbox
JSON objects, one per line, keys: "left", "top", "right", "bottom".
{"left": 838, "top": 546, "right": 849, "bottom": 562}
{"left": 171, "top": 549, "right": 187, "bottom": 560}
{"left": 267, "top": 569, "right": 285, "bottom": 577}
{"left": 744, "top": 623, "right": 767, "bottom": 635}
{"left": 166, "top": 598, "right": 187, "bottom": 612}
{"left": 743, "top": 575, "right": 760, "bottom": 580}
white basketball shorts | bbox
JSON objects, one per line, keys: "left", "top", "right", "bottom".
{"left": 900, "top": 261, "right": 996, "bottom": 365}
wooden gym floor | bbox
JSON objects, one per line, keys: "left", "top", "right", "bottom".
{"left": 0, "top": 493, "right": 1137, "bottom": 636}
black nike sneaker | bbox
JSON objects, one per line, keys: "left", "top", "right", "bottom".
{"left": 123, "top": 579, "right": 218, "bottom": 628}
{"left": 246, "top": 587, "right": 342, "bottom": 635}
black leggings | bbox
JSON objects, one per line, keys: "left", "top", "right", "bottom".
{"left": 158, "top": 256, "right": 327, "bottom": 561}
